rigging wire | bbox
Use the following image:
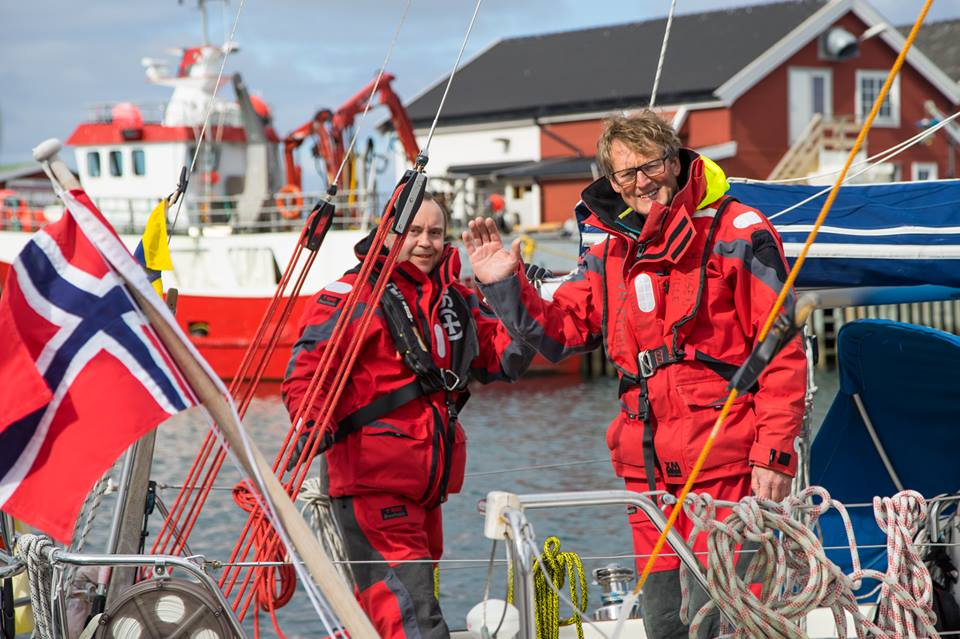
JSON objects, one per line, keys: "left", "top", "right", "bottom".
{"left": 169, "top": 0, "right": 248, "bottom": 235}
{"left": 648, "top": 0, "right": 678, "bottom": 109}
{"left": 421, "top": 0, "right": 484, "bottom": 157}
{"left": 627, "top": 0, "right": 936, "bottom": 610}
{"left": 329, "top": 0, "right": 414, "bottom": 191}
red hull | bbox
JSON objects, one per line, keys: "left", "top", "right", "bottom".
{"left": 174, "top": 293, "right": 579, "bottom": 382}
{"left": 174, "top": 293, "right": 309, "bottom": 381}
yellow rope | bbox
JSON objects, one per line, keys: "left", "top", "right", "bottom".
{"left": 530, "top": 537, "right": 588, "bottom": 639}
{"left": 633, "top": 0, "right": 935, "bottom": 598}
{"left": 434, "top": 564, "right": 440, "bottom": 601}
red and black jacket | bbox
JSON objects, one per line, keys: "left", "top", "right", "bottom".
{"left": 283, "top": 233, "right": 533, "bottom": 506}
{"left": 480, "top": 150, "right": 806, "bottom": 485}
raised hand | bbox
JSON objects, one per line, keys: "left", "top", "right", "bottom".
{"left": 461, "top": 217, "right": 522, "bottom": 284}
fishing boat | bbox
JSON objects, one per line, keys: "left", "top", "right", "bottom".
{"left": 0, "top": 1, "right": 398, "bottom": 382}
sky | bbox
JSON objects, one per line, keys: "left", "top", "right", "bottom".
{"left": 2, "top": 0, "right": 959, "bottom": 169}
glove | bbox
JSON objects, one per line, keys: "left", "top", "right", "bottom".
{"left": 286, "top": 421, "right": 317, "bottom": 472}
{"left": 524, "top": 262, "right": 553, "bottom": 286}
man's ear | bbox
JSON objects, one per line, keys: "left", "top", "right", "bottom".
{"left": 609, "top": 177, "right": 624, "bottom": 195}
{"left": 669, "top": 156, "right": 681, "bottom": 178}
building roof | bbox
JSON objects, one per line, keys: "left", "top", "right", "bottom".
{"left": 405, "top": 0, "right": 824, "bottom": 127}
{"left": 495, "top": 157, "right": 599, "bottom": 181}
{"left": 903, "top": 19, "right": 960, "bottom": 84}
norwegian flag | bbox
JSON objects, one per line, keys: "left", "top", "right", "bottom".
{"left": 0, "top": 190, "right": 198, "bottom": 542}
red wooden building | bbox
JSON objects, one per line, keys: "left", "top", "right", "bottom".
{"left": 401, "top": 0, "right": 960, "bottom": 225}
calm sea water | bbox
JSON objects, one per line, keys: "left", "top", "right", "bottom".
{"left": 138, "top": 368, "right": 839, "bottom": 637}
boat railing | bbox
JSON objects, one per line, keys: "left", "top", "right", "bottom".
{"left": 84, "top": 102, "right": 170, "bottom": 125}
{"left": 89, "top": 187, "right": 384, "bottom": 236}
{"left": 0, "top": 548, "right": 23, "bottom": 579}
{"left": 486, "top": 489, "right": 727, "bottom": 639}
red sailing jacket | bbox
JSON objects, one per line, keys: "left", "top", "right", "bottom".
{"left": 282, "top": 234, "right": 532, "bottom": 505}
{"left": 480, "top": 150, "right": 806, "bottom": 485}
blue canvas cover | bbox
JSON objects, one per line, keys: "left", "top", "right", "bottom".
{"left": 810, "top": 320, "right": 960, "bottom": 591}
{"left": 578, "top": 180, "right": 960, "bottom": 288}
{"left": 727, "top": 180, "right": 960, "bottom": 288}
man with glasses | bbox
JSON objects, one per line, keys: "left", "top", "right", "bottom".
{"left": 463, "top": 110, "right": 806, "bottom": 638}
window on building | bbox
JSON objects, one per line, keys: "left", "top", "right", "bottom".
{"left": 912, "top": 162, "right": 938, "bottom": 181}
{"left": 132, "top": 149, "right": 146, "bottom": 176}
{"left": 856, "top": 70, "right": 899, "bottom": 127}
{"left": 87, "top": 152, "right": 101, "bottom": 177}
{"left": 109, "top": 150, "right": 123, "bottom": 177}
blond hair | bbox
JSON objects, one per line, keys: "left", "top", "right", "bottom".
{"left": 596, "top": 110, "right": 681, "bottom": 176}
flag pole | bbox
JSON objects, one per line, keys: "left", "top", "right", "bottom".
{"left": 32, "top": 140, "right": 378, "bottom": 639}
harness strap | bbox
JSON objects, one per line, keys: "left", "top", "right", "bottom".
{"left": 693, "top": 350, "right": 760, "bottom": 395}
{"left": 433, "top": 389, "right": 471, "bottom": 508}
{"left": 335, "top": 380, "right": 425, "bottom": 437}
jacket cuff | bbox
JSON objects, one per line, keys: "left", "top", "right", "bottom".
{"left": 477, "top": 273, "right": 523, "bottom": 317}
{"left": 749, "top": 434, "right": 799, "bottom": 477}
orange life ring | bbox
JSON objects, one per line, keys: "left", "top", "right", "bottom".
{"left": 276, "top": 185, "right": 303, "bottom": 220}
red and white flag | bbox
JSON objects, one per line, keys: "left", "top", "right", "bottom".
{"left": 0, "top": 190, "right": 198, "bottom": 542}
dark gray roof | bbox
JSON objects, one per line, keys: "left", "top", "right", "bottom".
{"left": 901, "top": 19, "right": 960, "bottom": 83}
{"left": 446, "top": 160, "right": 529, "bottom": 177}
{"left": 405, "top": 0, "right": 824, "bottom": 127}
{"left": 495, "top": 157, "right": 598, "bottom": 181}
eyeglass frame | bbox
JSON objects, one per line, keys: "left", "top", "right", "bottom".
{"left": 608, "top": 151, "right": 673, "bottom": 188}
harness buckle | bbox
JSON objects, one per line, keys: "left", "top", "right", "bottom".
{"left": 440, "top": 369, "right": 461, "bottom": 391}
{"left": 638, "top": 346, "right": 675, "bottom": 378}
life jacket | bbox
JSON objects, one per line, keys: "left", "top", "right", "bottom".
{"left": 318, "top": 239, "right": 479, "bottom": 506}
{"left": 577, "top": 151, "right": 797, "bottom": 485}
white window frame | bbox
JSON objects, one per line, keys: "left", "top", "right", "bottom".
{"left": 911, "top": 161, "right": 938, "bottom": 181}
{"left": 855, "top": 70, "right": 900, "bottom": 128}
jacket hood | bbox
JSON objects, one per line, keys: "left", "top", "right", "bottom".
{"left": 580, "top": 149, "right": 730, "bottom": 242}
{"left": 352, "top": 227, "right": 461, "bottom": 285}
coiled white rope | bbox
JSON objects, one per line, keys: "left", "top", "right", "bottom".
{"left": 14, "top": 534, "right": 56, "bottom": 639}
{"left": 677, "top": 487, "right": 939, "bottom": 639}
{"left": 297, "top": 476, "right": 355, "bottom": 588}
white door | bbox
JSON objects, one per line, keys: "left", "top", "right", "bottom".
{"left": 788, "top": 67, "right": 833, "bottom": 144}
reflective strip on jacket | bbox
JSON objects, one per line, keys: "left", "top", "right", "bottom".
{"left": 480, "top": 150, "right": 806, "bottom": 484}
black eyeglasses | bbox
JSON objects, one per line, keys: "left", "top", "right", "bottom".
{"left": 609, "top": 152, "right": 670, "bottom": 187}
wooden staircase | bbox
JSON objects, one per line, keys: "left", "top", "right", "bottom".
{"left": 768, "top": 115, "right": 864, "bottom": 181}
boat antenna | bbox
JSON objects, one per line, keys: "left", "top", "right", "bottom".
{"left": 419, "top": 0, "right": 484, "bottom": 165}
{"left": 198, "top": 0, "right": 210, "bottom": 46}
{"left": 328, "top": 0, "right": 414, "bottom": 195}
{"left": 648, "top": 0, "right": 677, "bottom": 109}
{"left": 168, "top": 0, "right": 245, "bottom": 237}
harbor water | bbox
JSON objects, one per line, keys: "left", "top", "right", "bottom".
{"left": 144, "top": 368, "right": 840, "bottom": 637}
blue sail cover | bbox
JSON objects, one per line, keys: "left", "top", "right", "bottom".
{"left": 810, "top": 320, "right": 960, "bottom": 593}
{"left": 727, "top": 180, "right": 960, "bottom": 288}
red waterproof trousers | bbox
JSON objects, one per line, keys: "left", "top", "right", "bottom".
{"left": 624, "top": 473, "right": 751, "bottom": 573}
{"left": 332, "top": 494, "right": 448, "bottom": 639}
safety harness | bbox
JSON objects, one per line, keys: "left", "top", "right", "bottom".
{"left": 604, "top": 197, "right": 754, "bottom": 491}
{"left": 324, "top": 278, "right": 478, "bottom": 506}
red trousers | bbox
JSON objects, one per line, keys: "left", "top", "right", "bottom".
{"left": 624, "top": 473, "right": 751, "bottom": 573}
{"left": 332, "top": 494, "right": 448, "bottom": 639}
